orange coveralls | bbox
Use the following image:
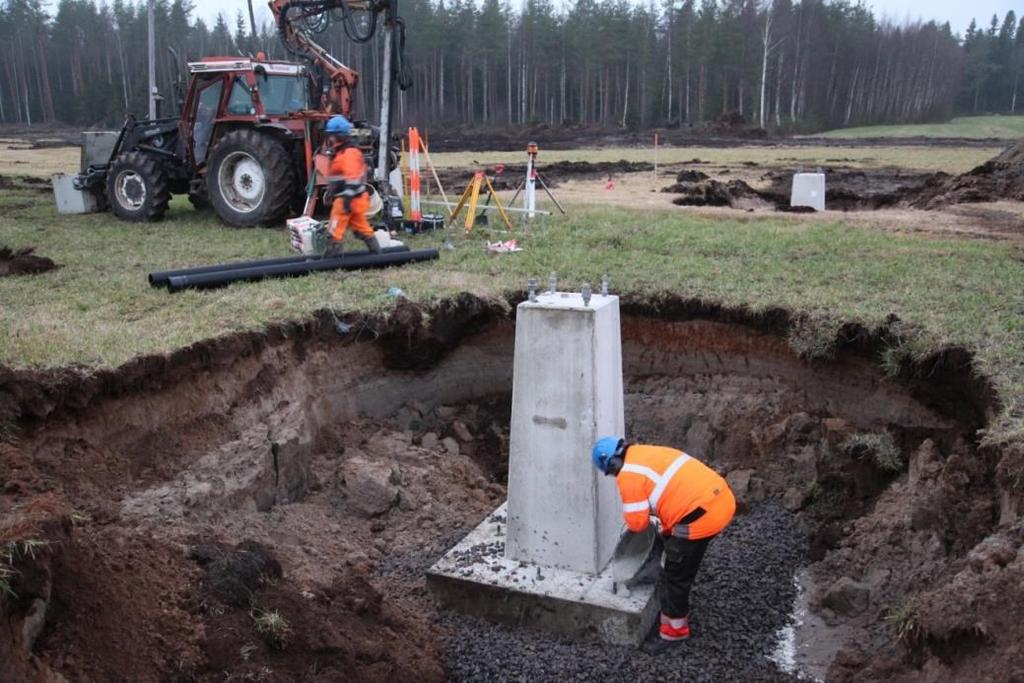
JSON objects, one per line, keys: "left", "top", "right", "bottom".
{"left": 328, "top": 144, "right": 373, "bottom": 243}
{"left": 616, "top": 444, "right": 736, "bottom": 639}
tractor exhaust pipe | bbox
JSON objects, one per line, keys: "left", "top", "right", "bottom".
{"left": 163, "top": 248, "right": 439, "bottom": 293}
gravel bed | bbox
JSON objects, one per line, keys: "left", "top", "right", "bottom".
{"left": 441, "top": 502, "right": 807, "bottom": 681}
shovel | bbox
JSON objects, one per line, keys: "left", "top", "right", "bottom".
{"left": 609, "top": 523, "right": 664, "bottom": 592}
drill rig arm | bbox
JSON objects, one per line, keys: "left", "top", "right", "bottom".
{"left": 268, "top": 0, "right": 384, "bottom": 116}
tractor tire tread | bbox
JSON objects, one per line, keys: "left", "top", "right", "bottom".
{"left": 207, "top": 129, "right": 297, "bottom": 228}
{"left": 106, "top": 151, "right": 171, "bottom": 222}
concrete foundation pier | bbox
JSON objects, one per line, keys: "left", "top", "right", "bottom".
{"left": 428, "top": 291, "right": 658, "bottom": 646}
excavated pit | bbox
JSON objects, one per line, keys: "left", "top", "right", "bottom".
{"left": 0, "top": 297, "right": 1014, "bottom": 682}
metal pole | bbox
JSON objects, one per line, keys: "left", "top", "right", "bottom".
{"left": 376, "top": 17, "right": 393, "bottom": 187}
{"left": 525, "top": 142, "right": 538, "bottom": 220}
{"left": 147, "top": 0, "right": 157, "bottom": 119}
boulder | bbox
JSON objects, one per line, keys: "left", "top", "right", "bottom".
{"left": 783, "top": 486, "right": 807, "bottom": 511}
{"left": 452, "top": 420, "right": 474, "bottom": 443}
{"left": 442, "top": 437, "right": 460, "bottom": 456}
{"left": 420, "top": 432, "right": 439, "bottom": 450}
{"left": 341, "top": 456, "right": 400, "bottom": 517}
{"left": 967, "top": 535, "right": 1017, "bottom": 573}
{"left": 726, "top": 468, "right": 766, "bottom": 504}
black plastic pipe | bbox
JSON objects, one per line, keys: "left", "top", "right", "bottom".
{"left": 165, "top": 248, "right": 439, "bottom": 293}
{"left": 148, "top": 245, "right": 410, "bottom": 287}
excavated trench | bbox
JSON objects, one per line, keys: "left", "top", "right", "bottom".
{"left": 0, "top": 296, "right": 1012, "bottom": 682}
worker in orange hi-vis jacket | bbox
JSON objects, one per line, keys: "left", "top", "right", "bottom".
{"left": 592, "top": 436, "right": 736, "bottom": 654}
{"left": 323, "top": 115, "right": 380, "bottom": 256}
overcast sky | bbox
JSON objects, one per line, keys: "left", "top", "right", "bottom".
{"left": 187, "top": 0, "right": 1019, "bottom": 36}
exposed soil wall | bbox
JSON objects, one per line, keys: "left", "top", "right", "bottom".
{"left": 0, "top": 294, "right": 1019, "bottom": 681}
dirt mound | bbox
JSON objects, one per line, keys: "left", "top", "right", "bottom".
{"left": 190, "top": 539, "right": 444, "bottom": 682}
{"left": 0, "top": 493, "right": 72, "bottom": 683}
{"left": 0, "top": 246, "right": 57, "bottom": 277}
{"left": 675, "top": 169, "right": 709, "bottom": 183}
{"left": 662, "top": 167, "right": 948, "bottom": 212}
{"left": 759, "top": 168, "right": 943, "bottom": 211}
{"left": 666, "top": 177, "right": 769, "bottom": 209}
{"left": 911, "top": 141, "right": 1024, "bottom": 209}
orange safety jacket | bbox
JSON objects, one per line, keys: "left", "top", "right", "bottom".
{"left": 616, "top": 444, "right": 735, "bottom": 540}
{"left": 328, "top": 143, "right": 367, "bottom": 194}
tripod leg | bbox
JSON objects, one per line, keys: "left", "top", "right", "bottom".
{"left": 485, "top": 176, "right": 514, "bottom": 231}
{"left": 465, "top": 175, "right": 482, "bottom": 233}
{"left": 536, "top": 173, "right": 567, "bottom": 214}
{"left": 508, "top": 177, "right": 526, "bottom": 208}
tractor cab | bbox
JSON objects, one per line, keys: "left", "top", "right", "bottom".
{"left": 181, "top": 57, "right": 316, "bottom": 170}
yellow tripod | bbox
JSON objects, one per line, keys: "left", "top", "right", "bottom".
{"left": 449, "top": 171, "right": 513, "bottom": 233}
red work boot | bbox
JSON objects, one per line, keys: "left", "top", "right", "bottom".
{"left": 640, "top": 614, "right": 689, "bottom": 655}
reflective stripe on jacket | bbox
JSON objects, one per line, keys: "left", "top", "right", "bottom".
{"left": 616, "top": 444, "right": 734, "bottom": 539}
{"left": 328, "top": 145, "right": 367, "bottom": 186}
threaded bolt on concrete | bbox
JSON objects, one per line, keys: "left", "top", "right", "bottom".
{"left": 527, "top": 278, "right": 538, "bottom": 302}
{"left": 581, "top": 283, "right": 592, "bottom": 306}
{"left": 549, "top": 272, "right": 557, "bottom": 294}
{"left": 601, "top": 274, "right": 609, "bottom": 296}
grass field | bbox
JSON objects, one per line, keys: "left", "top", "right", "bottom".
{"left": 2, "top": 178, "right": 1023, "bottom": 442}
{"left": 818, "top": 115, "right": 1024, "bottom": 140}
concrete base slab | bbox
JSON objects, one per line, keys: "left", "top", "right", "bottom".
{"left": 428, "top": 503, "right": 658, "bottom": 646}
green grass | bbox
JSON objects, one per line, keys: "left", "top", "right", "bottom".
{"left": 818, "top": 115, "right": 1024, "bottom": 140}
{"left": 2, "top": 179, "right": 1024, "bottom": 442}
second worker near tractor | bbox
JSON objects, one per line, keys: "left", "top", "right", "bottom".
{"left": 323, "top": 115, "right": 381, "bottom": 256}
{"left": 592, "top": 437, "right": 736, "bottom": 655}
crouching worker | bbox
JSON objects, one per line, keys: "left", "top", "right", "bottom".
{"left": 591, "top": 437, "right": 736, "bottom": 654}
{"left": 323, "top": 115, "right": 380, "bottom": 256}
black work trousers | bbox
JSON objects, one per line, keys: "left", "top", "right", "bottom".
{"left": 658, "top": 534, "right": 713, "bottom": 618}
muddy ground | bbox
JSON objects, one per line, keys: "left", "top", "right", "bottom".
{"left": 661, "top": 140, "right": 1024, "bottom": 214}
{"left": 2, "top": 296, "right": 1022, "bottom": 681}
{"left": 419, "top": 141, "right": 1024, "bottom": 242}
{"left": 0, "top": 246, "right": 58, "bottom": 278}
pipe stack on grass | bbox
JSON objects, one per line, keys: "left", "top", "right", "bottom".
{"left": 148, "top": 246, "right": 440, "bottom": 293}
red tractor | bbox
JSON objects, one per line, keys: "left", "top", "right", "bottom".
{"left": 75, "top": 0, "right": 407, "bottom": 228}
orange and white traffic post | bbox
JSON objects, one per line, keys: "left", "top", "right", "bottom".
{"left": 408, "top": 127, "right": 423, "bottom": 223}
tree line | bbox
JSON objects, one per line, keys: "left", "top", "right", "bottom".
{"left": 0, "top": 0, "right": 1022, "bottom": 132}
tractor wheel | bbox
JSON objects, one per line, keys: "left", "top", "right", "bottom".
{"left": 106, "top": 151, "right": 171, "bottom": 222}
{"left": 206, "top": 130, "right": 297, "bottom": 227}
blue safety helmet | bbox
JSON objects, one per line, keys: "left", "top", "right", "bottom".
{"left": 325, "top": 115, "right": 352, "bottom": 136}
{"left": 592, "top": 436, "right": 626, "bottom": 475}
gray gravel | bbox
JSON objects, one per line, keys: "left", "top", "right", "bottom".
{"left": 439, "top": 502, "right": 806, "bottom": 681}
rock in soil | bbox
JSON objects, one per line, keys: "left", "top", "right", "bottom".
{"left": 821, "top": 576, "right": 871, "bottom": 617}
{"left": 341, "top": 453, "right": 401, "bottom": 517}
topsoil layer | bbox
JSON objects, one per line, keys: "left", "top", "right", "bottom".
{"left": 1, "top": 295, "right": 1022, "bottom": 682}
